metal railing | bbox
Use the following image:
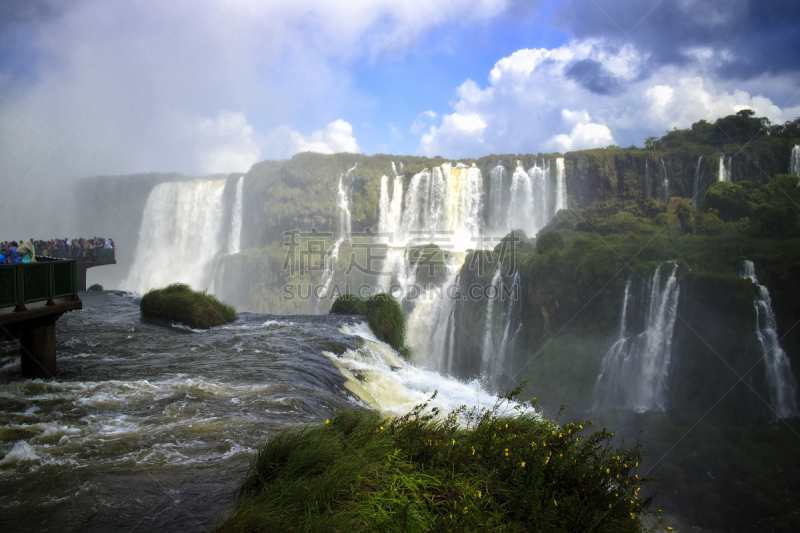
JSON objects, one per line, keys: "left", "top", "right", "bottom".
{"left": 44, "top": 248, "right": 115, "bottom": 262}
{"left": 0, "top": 258, "right": 78, "bottom": 310}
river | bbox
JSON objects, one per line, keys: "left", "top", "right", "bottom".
{"left": 0, "top": 291, "right": 499, "bottom": 532}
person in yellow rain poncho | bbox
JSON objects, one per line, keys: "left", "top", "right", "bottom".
{"left": 16, "top": 241, "right": 37, "bottom": 263}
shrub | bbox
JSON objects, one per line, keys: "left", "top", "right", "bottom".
{"left": 675, "top": 201, "right": 694, "bottom": 234}
{"left": 330, "top": 294, "right": 368, "bottom": 315}
{"left": 87, "top": 283, "right": 103, "bottom": 291}
{"left": 365, "top": 293, "right": 407, "bottom": 353}
{"left": 536, "top": 231, "right": 564, "bottom": 254}
{"left": 140, "top": 283, "right": 237, "bottom": 329}
{"left": 216, "top": 389, "right": 659, "bottom": 533}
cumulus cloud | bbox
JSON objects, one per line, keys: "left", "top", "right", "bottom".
{"left": 552, "top": 0, "right": 800, "bottom": 81}
{"left": 417, "top": 38, "right": 800, "bottom": 157}
{"left": 274, "top": 120, "right": 360, "bottom": 156}
{"left": 544, "top": 114, "right": 615, "bottom": 152}
{"left": 194, "top": 111, "right": 262, "bottom": 174}
{"left": 0, "top": 0, "right": 512, "bottom": 183}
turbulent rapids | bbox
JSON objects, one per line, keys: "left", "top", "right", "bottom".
{"left": 0, "top": 291, "right": 504, "bottom": 531}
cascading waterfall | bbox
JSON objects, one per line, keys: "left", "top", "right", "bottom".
{"left": 528, "top": 159, "right": 549, "bottom": 230}
{"left": 790, "top": 145, "right": 799, "bottom": 184}
{"left": 507, "top": 161, "right": 536, "bottom": 236}
{"left": 660, "top": 159, "right": 669, "bottom": 203}
{"left": 594, "top": 262, "right": 680, "bottom": 412}
{"left": 319, "top": 163, "right": 357, "bottom": 305}
{"left": 644, "top": 159, "right": 652, "bottom": 200}
{"left": 739, "top": 260, "right": 798, "bottom": 418}
{"left": 692, "top": 156, "right": 703, "bottom": 209}
{"left": 123, "top": 180, "right": 227, "bottom": 294}
{"left": 480, "top": 269, "right": 520, "bottom": 387}
{"left": 487, "top": 164, "right": 507, "bottom": 231}
{"left": 719, "top": 154, "right": 733, "bottom": 182}
{"left": 555, "top": 158, "right": 567, "bottom": 212}
{"left": 228, "top": 176, "right": 244, "bottom": 254}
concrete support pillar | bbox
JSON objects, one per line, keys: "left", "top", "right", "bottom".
{"left": 77, "top": 264, "right": 88, "bottom": 291}
{"left": 20, "top": 321, "right": 57, "bottom": 378}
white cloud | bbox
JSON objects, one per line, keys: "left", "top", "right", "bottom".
{"left": 411, "top": 110, "right": 438, "bottom": 134}
{"left": 417, "top": 38, "right": 800, "bottom": 157}
{"left": 194, "top": 111, "right": 262, "bottom": 174}
{"left": 544, "top": 120, "right": 615, "bottom": 152}
{"left": 276, "top": 120, "right": 360, "bottom": 156}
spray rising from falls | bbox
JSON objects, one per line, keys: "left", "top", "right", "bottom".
{"left": 594, "top": 262, "right": 680, "bottom": 412}
{"left": 124, "top": 180, "right": 228, "bottom": 294}
{"left": 739, "top": 261, "right": 798, "bottom": 418}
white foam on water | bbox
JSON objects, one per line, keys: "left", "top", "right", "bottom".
{"left": 0, "top": 441, "right": 40, "bottom": 466}
{"left": 332, "top": 322, "right": 523, "bottom": 418}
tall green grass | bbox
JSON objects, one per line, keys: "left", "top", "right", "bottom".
{"left": 139, "top": 283, "right": 237, "bottom": 329}
{"left": 216, "top": 386, "right": 659, "bottom": 532}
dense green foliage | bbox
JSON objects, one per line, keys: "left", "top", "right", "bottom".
{"left": 140, "top": 283, "right": 237, "bottom": 329}
{"left": 330, "top": 294, "right": 367, "bottom": 315}
{"left": 216, "top": 390, "right": 659, "bottom": 532}
{"left": 365, "top": 293, "right": 408, "bottom": 355}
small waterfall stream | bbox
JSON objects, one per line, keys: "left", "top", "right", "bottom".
{"left": 739, "top": 260, "right": 798, "bottom": 418}
{"left": 594, "top": 262, "right": 680, "bottom": 412}
{"left": 692, "top": 156, "right": 703, "bottom": 209}
{"left": 790, "top": 145, "right": 799, "bottom": 184}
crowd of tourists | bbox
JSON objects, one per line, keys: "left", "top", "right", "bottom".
{"left": 1, "top": 237, "right": 115, "bottom": 264}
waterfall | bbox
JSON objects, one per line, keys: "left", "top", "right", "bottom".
{"left": 555, "top": 158, "right": 567, "bottom": 212}
{"left": 528, "top": 159, "right": 549, "bottom": 230}
{"left": 487, "top": 164, "right": 506, "bottom": 231}
{"left": 594, "top": 262, "right": 680, "bottom": 412}
{"left": 660, "top": 159, "right": 669, "bottom": 203}
{"left": 123, "top": 179, "right": 227, "bottom": 294}
{"left": 481, "top": 265, "right": 504, "bottom": 374}
{"left": 644, "top": 159, "right": 652, "bottom": 200}
{"left": 790, "top": 145, "right": 799, "bottom": 185}
{"left": 228, "top": 176, "right": 244, "bottom": 254}
{"left": 719, "top": 154, "right": 733, "bottom": 182}
{"left": 319, "top": 163, "right": 357, "bottom": 305}
{"left": 739, "top": 261, "right": 798, "bottom": 418}
{"left": 507, "top": 161, "right": 536, "bottom": 236}
{"left": 692, "top": 156, "right": 703, "bottom": 209}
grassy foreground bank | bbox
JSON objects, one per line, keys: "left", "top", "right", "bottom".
{"left": 140, "top": 283, "right": 237, "bottom": 329}
{"left": 216, "top": 389, "right": 659, "bottom": 532}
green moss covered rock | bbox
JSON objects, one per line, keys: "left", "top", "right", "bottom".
{"left": 365, "top": 293, "right": 407, "bottom": 353}
{"left": 330, "top": 294, "right": 367, "bottom": 315}
{"left": 140, "top": 283, "right": 237, "bottom": 329}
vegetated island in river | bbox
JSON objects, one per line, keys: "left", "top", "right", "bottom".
{"left": 214, "top": 386, "right": 660, "bottom": 532}
{"left": 140, "top": 283, "right": 237, "bottom": 329}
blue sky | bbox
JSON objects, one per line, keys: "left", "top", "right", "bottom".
{"left": 0, "top": 0, "right": 799, "bottom": 179}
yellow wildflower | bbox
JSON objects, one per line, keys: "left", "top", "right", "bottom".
{"left": 325, "top": 419, "right": 330, "bottom": 424}
{"left": 521, "top": 461, "right": 526, "bottom": 467}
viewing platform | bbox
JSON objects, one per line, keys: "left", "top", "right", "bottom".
{"left": 45, "top": 247, "right": 116, "bottom": 291}
{"left": 0, "top": 258, "right": 82, "bottom": 377}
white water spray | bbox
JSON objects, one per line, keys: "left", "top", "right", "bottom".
{"left": 739, "top": 260, "right": 798, "bottom": 418}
